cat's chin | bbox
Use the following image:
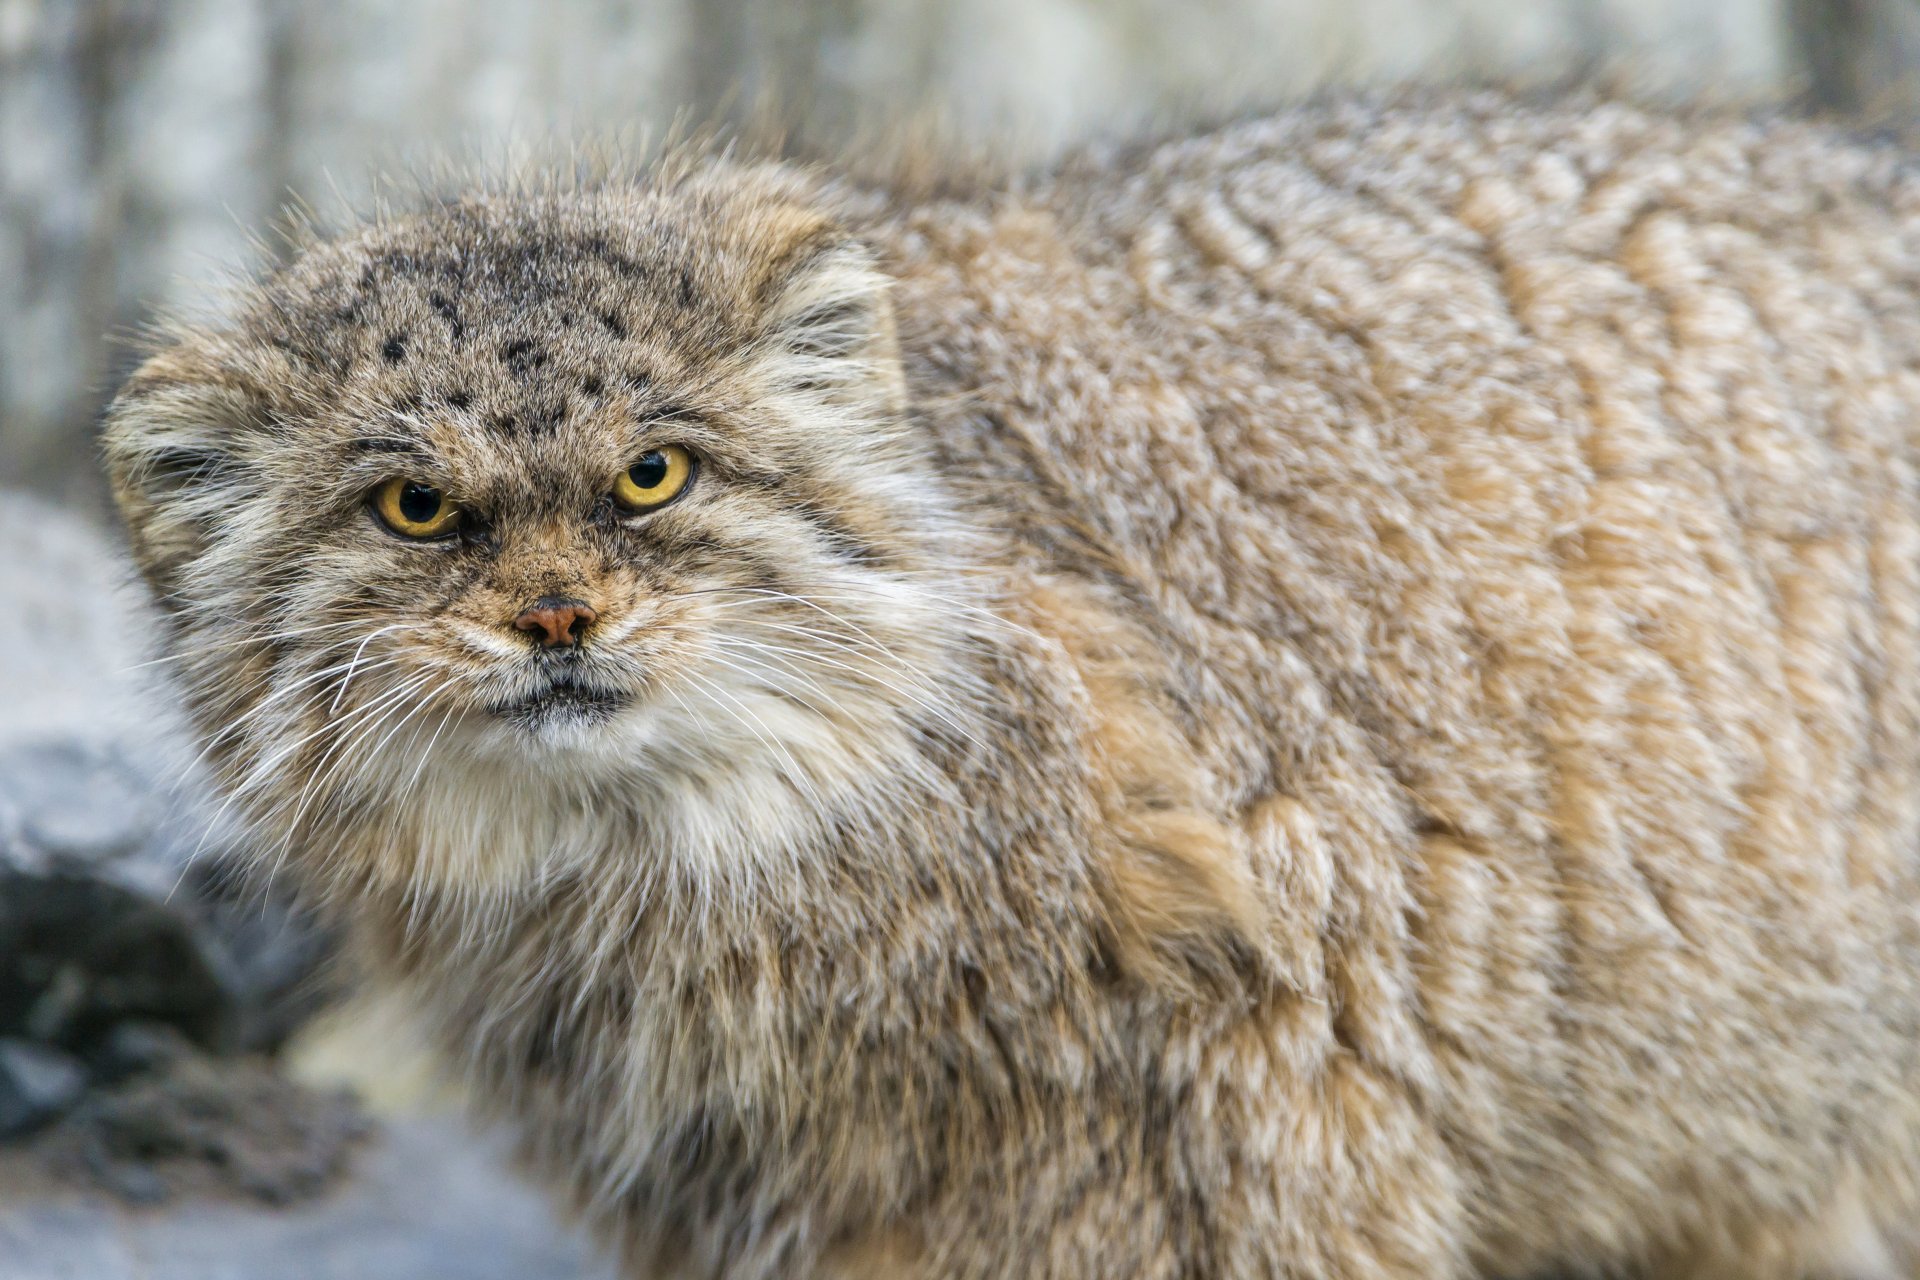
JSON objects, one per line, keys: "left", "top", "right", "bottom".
{"left": 480, "top": 665, "right": 636, "bottom": 747}
{"left": 489, "top": 683, "right": 631, "bottom": 731}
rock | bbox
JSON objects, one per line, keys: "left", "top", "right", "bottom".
{"left": 84, "top": 1152, "right": 169, "bottom": 1207}
{"left": 0, "top": 810, "right": 334, "bottom": 1069}
{"left": 0, "top": 1040, "right": 86, "bottom": 1139}
{"left": 0, "top": 1113, "right": 621, "bottom": 1280}
{"left": 90, "top": 1022, "right": 191, "bottom": 1086}
{"left": 4, "top": 739, "right": 159, "bottom": 865}
{"left": 180, "top": 860, "right": 337, "bottom": 1056}
{"left": 0, "top": 867, "right": 234, "bottom": 1055}
{"left": 54, "top": 1047, "right": 371, "bottom": 1207}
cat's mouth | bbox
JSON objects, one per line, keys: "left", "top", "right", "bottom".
{"left": 487, "top": 667, "right": 631, "bottom": 729}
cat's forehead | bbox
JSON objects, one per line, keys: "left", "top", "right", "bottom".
{"left": 257, "top": 178, "right": 833, "bottom": 371}
{"left": 259, "top": 197, "right": 732, "bottom": 405}
{"left": 243, "top": 179, "right": 838, "bottom": 467}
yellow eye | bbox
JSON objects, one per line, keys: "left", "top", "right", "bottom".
{"left": 372, "top": 477, "right": 462, "bottom": 538}
{"left": 612, "top": 445, "right": 695, "bottom": 512}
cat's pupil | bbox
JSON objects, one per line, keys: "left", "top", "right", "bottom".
{"left": 399, "top": 483, "right": 442, "bottom": 522}
{"left": 629, "top": 453, "right": 669, "bottom": 490}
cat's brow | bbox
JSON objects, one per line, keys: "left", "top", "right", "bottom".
{"left": 637, "top": 404, "right": 702, "bottom": 429}
{"left": 350, "top": 436, "right": 424, "bottom": 455}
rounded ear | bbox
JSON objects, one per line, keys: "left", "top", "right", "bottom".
{"left": 101, "top": 343, "right": 271, "bottom": 601}
{"left": 755, "top": 237, "right": 905, "bottom": 413}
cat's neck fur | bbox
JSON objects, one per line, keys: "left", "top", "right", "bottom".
{"left": 339, "top": 591, "right": 1095, "bottom": 1253}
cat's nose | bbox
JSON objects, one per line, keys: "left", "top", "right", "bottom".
{"left": 514, "top": 596, "right": 599, "bottom": 648}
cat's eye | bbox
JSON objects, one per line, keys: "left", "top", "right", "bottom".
{"left": 372, "top": 477, "right": 462, "bottom": 539}
{"left": 612, "top": 445, "right": 695, "bottom": 512}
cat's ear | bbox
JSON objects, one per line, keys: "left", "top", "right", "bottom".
{"left": 102, "top": 340, "right": 271, "bottom": 600}
{"left": 755, "top": 230, "right": 904, "bottom": 412}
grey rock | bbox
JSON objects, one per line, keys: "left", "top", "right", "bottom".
{"left": 3, "top": 739, "right": 160, "bottom": 866}
{"left": 0, "top": 1040, "right": 85, "bottom": 1138}
{"left": 180, "top": 860, "right": 338, "bottom": 1055}
{"left": 84, "top": 1155, "right": 168, "bottom": 1207}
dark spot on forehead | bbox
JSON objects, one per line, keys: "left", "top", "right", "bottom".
{"left": 447, "top": 389, "right": 472, "bottom": 410}
{"left": 581, "top": 374, "right": 603, "bottom": 397}
{"left": 381, "top": 334, "right": 407, "bottom": 363}
{"left": 678, "top": 266, "right": 697, "bottom": 307}
{"left": 624, "top": 369, "right": 651, "bottom": 393}
{"left": 582, "top": 234, "right": 646, "bottom": 280}
{"left": 502, "top": 339, "right": 548, "bottom": 377}
{"left": 599, "top": 310, "right": 627, "bottom": 339}
{"left": 429, "top": 293, "right": 465, "bottom": 342}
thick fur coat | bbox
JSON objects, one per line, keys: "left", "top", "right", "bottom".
{"left": 105, "top": 93, "right": 1920, "bottom": 1278}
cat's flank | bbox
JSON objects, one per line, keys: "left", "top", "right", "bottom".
{"left": 106, "top": 93, "right": 1920, "bottom": 1278}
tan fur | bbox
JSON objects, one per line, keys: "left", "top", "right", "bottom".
{"left": 103, "top": 91, "right": 1920, "bottom": 1278}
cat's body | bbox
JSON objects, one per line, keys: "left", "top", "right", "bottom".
{"left": 106, "top": 93, "right": 1920, "bottom": 1278}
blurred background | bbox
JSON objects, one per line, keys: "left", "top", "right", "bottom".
{"left": 3, "top": 2, "right": 1920, "bottom": 1277}
{"left": 6, "top": 0, "right": 1920, "bottom": 504}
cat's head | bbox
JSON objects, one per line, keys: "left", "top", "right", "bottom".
{"left": 104, "top": 166, "right": 976, "bottom": 892}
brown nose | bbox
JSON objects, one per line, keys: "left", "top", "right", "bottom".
{"left": 513, "top": 596, "right": 599, "bottom": 648}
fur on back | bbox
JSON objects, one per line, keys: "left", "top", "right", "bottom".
{"left": 104, "top": 92, "right": 1920, "bottom": 1278}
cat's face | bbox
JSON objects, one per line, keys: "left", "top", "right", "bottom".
{"left": 105, "top": 173, "right": 971, "bottom": 887}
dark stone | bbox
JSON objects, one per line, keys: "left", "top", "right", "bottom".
{"left": 180, "top": 860, "right": 337, "bottom": 1054}
{"left": 91, "top": 1021, "right": 191, "bottom": 1085}
{"left": 0, "top": 1039, "right": 85, "bottom": 1138}
{"left": 0, "top": 868, "right": 232, "bottom": 1055}
{"left": 84, "top": 1149, "right": 170, "bottom": 1205}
